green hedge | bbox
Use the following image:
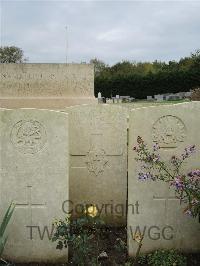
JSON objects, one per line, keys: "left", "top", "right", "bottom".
{"left": 95, "top": 67, "right": 200, "bottom": 99}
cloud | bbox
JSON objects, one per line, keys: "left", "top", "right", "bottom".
{"left": 1, "top": 0, "right": 200, "bottom": 64}
{"left": 97, "top": 28, "right": 128, "bottom": 42}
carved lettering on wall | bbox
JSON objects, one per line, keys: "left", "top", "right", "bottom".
{"left": 0, "top": 64, "right": 94, "bottom": 98}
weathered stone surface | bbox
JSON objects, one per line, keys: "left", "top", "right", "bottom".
{"left": 0, "top": 64, "right": 96, "bottom": 109}
{"left": 64, "top": 105, "right": 128, "bottom": 225}
{"left": 0, "top": 108, "right": 69, "bottom": 262}
{"left": 128, "top": 102, "right": 200, "bottom": 255}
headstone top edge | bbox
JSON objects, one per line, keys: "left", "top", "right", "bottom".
{"left": 130, "top": 101, "right": 199, "bottom": 114}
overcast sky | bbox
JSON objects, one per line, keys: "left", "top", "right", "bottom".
{"left": 0, "top": 0, "right": 200, "bottom": 64}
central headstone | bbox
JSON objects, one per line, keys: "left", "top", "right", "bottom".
{"left": 0, "top": 108, "right": 69, "bottom": 262}
{"left": 64, "top": 105, "right": 128, "bottom": 225}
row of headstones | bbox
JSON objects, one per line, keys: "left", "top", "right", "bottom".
{"left": 97, "top": 92, "right": 135, "bottom": 104}
{"left": 97, "top": 91, "right": 192, "bottom": 103}
{"left": 0, "top": 102, "right": 200, "bottom": 263}
{"left": 149, "top": 91, "right": 192, "bottom": 101}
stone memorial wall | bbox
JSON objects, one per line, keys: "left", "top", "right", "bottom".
{"left": 0, "top": 64, "right": 96, "bottom": 109}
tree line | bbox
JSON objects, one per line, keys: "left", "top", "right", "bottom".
{"left": 91, "top": 50, "right": 200, "bottom": 99}
{"left": 1, "top": 46, "right": 200, "bottom": 99}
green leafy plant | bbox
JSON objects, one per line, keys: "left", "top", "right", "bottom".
{"left": 0, "top": 202, "right": 15, "bottom": 258}
{"left": 138, "top": 249, "right": 187, "bottom": 266}
{"left": 52, "top": 205, "right": 104, "bottom": 265}
{"left": 114, "top": 238, "right": 127, "bottom": 253}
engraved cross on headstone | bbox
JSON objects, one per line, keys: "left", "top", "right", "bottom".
{"left": 153, "top": 188, "right": 180, "bottom": 221}
{"left": 71, "top": 133, "right": 110, "bottom": 176}
{"left": 71, "top": 112, "right": 122, "bottom": 176}
{"left": 153, "top": 195, "right": 180, "bottom": 209}
{"left": 15, "top": 185, "right": 46, "bottom": 210}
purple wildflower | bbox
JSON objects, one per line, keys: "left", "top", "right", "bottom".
{"left": 187, "top": 169, "right": 200, "bottom": 184}
{"left": 182, "top": 145, "right": 196, "bottom": 160}
{"left": 146, "top": 155, "right": 153, "bottom": 162}
{"left": 171, "top": 155, "right": 181, "bottom": 166}
{"left": 170, "top": 176, "right": 184, "bottom": 190}
{"left": 153, "top": 143, "right": 160, "bottom": 151}
{"left": 188, "top": 169, "right": 200, "bottom": 177}
{"left": 138, "top": 172, "right": 153, "bottom": 181}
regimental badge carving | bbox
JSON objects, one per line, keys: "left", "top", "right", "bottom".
{"left": 85, "top": 149, "right": 108, "bottom": 176}
{"left": 11, "top": 120, "right": 47, "bottom": 154}
{"left": 152, "top": 115, "right": 186, "bottom": 148}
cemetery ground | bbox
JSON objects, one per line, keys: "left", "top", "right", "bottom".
{"left": 8, "top": 225, "right": 200, "bottom": 266}
{"left": 0, "top": 64, "right": 199, "bottom": 265}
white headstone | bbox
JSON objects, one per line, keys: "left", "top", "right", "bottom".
{"left": 128, "top": 102, "right": 200, "bottom": 255}
{"left": 154, "top": 94, "right": 164, "bottom": 101}
{"left": 98, "top": 92, "right": 102, "bottom": 98}
{"left": 147, "top": 96, "right": 153, "bottom": 100}
{"left": 0, "top": 109, "right": 69, "bottom": 263}
{"left": 64, "top": 105, "right": 128, "bottom": 225}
